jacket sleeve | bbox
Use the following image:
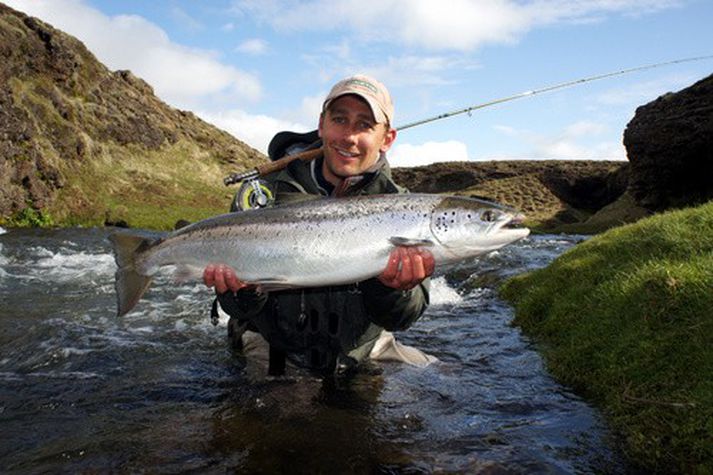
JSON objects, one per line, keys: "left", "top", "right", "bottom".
{"left": 216, "top": 288, "right": 268, "bottom": 321}
{"left": 358, "top": 277, "right": 430, "bottom": 331}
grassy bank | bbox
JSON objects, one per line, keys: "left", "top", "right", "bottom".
{"left": 500, "top": 201, "right": 713, "bottom": 472}
{"left": 3, "top": 139, "right": 242, "bottom": 230}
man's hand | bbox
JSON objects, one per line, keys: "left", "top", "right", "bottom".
{"left": 203, "top": 264, "right": 249, "bottom": 294}
{"left": 378, "top": 247, "right": 435, "bottom": 291}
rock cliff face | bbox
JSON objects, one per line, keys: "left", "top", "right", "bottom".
{"left": 0, "top": 3, "right": 263, "bottom": 222}
{"left": 623, "top": 74, "right": 713, "bottom": 211}
{"left": 393, "top": 160, "right": 628, "bottom": 230}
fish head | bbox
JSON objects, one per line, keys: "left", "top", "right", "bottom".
{"left": 430, "top": 196, "right": 530, "bottom": 258}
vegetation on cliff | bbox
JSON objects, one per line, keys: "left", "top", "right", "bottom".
{"left": 0, "top": 4, "right": 265, "bottom": 229}
{"left": 393, "top": 159, "right": 631, "bottom": 233}
{"left": 501, "top": 201, "right": 713, "bottom": 472}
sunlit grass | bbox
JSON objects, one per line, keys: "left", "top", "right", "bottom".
{"left": 501, "top": 200, "right": 713, "bottom": 472}
{"left": 48, "top": 140, "right": 238, "bottom": 229}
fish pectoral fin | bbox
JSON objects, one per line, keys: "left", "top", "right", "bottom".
{"left": 252, "top": 277, "right": 293, "bottom": 293}
{"left": 389, "top": 236, "right": 435, "bottom": 247}
{"left": 173, "top": 264, "right": 204, "bottom": 282}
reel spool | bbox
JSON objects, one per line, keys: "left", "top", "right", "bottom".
{"left": 233, "top": 179, "right": 274, "bottom": 211}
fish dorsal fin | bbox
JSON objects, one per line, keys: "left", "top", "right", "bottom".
{"left": 389, "top": 237, "right": 434, "bottom": 247}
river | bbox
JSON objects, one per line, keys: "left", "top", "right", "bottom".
{"left": 0, "top": 226, "right": 628, "bottom": 473}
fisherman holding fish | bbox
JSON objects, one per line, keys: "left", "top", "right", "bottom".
{"left": 109, "top": 74, "right": 528, "bottom": 376}
{"left": 203, "top": 75, "right": 438, "bottom": 376}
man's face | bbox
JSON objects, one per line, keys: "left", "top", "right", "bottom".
{"left": 318, "top": 94, "right": 396, "bottom": 185}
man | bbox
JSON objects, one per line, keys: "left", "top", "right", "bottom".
{"left": 203, "top": 75, "right": 436, "bottom": 376}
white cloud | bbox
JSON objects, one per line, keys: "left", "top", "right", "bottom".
{"left": 236, "top": 38, "right": 269, "bottom": 55}
{"left": 491, "top": 121, "right": 626, "bottom": 160}
{"left": 294, "top": 94, "right": 325, "bottom": 128}
{"left": 389, "top": 141, "right": 470, "bottom": 168}
{"left": 197, "top": 109, "right": 310, "bottom": 154}
{"left": 367, "top": 55, "right": 481, "bottom": 88}
{"left": 170, "top": 6, "right": 203, "bottom": 32}
{"left": 563, "top": 121, "right": 607, "bottom": 137}
{"left": 231, "top": 0, "right": 683, "bottom": 51}
{"left": 5, "top": 0, "right": 262, "bottom": 109}
{"left": 534, "top": 139, "right": 626, "bottom": 160}
{"left": 596, "top": 72, "right": 702, "bottom": 107}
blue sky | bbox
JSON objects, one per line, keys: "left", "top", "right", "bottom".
{"left": 6, "top": 0, "right": 713, "bottom": 166}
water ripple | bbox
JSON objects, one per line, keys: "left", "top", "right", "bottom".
{"left": 0, "top": 227, "right": 624, "bottom": 473}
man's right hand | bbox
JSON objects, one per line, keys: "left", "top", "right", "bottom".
{"left": 203, "top": 264, "right": 249, "bottom": 294}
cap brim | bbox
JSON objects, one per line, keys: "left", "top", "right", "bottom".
{"left": 324, "top": 92, "right": 388, "bottom": 124}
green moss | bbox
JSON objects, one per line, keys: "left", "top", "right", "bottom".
{"left": 501, "top": 200, "right": 713, "bottom": 473}
{"left": 6, "top": 207, "right": 55, "bottom": 227}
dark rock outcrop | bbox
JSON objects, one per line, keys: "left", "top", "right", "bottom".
{"left": 394, "top": 160, "right": 628, "bottom": 210}
{"left": 624, "top": 74, "right": 713, "bottom": 211}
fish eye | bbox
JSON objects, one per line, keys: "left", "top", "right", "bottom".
{"left": 481, "top": 210, "right": 497, "bottom": 222}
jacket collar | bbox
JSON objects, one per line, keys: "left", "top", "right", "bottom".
{"left": 310, "top": 153, "right": 390, "bottom": 197}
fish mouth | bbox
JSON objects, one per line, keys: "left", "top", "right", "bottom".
{"left": 505, "top": 213, "right": 526, "bottom": 229}
{"left": 498, "top": 213, "right": 530, "bottom": 240}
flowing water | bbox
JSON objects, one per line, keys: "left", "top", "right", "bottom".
{"left": 0, "top": 226, "right": 628, "bottom": 473}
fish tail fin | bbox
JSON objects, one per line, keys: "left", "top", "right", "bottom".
{"left": 108, "top": 232, "right": 157, "bottom": 317}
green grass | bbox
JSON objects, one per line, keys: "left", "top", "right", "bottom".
{"left": 501, "top": 200, "right": 713, "bottom": 473}
{"left": 45, "top": 140, "right": 237, "bottom": 229}
{"left": 5, "top": 207, "right": 54, "bottom": 227}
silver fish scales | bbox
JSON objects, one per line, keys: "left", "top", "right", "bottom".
{"left": 109, "top": 193, "right": 529, "bottom": 316}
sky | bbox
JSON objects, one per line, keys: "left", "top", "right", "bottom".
{"left": 5, "top": 0, "right": 713, "bottom": 167}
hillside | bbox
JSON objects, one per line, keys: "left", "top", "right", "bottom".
{"left": 393, "top": 160, "right": 630, "bottom": 231}
{"left": 0, "top": 3, "right": 266, "bottom": 229}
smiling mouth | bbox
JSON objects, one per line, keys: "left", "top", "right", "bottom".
{"left": 334, "top": 147, "right": 360, "bottom": 159}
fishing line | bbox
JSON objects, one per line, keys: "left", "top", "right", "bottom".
{"left": 396, "top": 55, "right": 713, "bottom": 131}
{"left": 224, "top": 55, "right": 713, "bottom": 186}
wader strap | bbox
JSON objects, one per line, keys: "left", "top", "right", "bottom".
{"left": 268, "top": 345, "right": 287, "bottom": 376}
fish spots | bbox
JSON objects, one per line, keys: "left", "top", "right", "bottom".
{"left": 434, "top": 212, "right": 452, "bottom": 234}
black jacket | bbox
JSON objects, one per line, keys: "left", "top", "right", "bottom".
{"left": 219, "top": 148, "right": 430, "bottom": 375}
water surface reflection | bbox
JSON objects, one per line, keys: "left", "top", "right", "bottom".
{"left": 0, "top": 228, "right": 624, "bottom": 473}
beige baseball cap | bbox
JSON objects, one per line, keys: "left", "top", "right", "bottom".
{"left": 322, "top": 74, "right": 394, "bottom": 125}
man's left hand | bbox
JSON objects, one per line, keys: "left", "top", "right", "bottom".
{"left": 378, "top": 247, "right": 435, "bottom": 290}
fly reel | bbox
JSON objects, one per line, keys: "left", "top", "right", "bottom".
{"left": 232, "top": 179, "right": 274, "bottom": 211}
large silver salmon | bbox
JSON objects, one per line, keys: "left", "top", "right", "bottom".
{"left": 109, "top": 194, "right": 529, "bottom": 316}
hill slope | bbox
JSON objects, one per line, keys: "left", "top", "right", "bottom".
{"left": 393, "top": 159, "right": 631, "bottom": 231}
{"left": 0, "top": 3, "right": 265, "bottom": 229}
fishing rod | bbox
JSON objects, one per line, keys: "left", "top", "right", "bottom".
{"left": 223, "top": 55, "right": 713, "bottom": 186}
{"left": 396, "top": 55, "right": 713, "bottom": 131}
